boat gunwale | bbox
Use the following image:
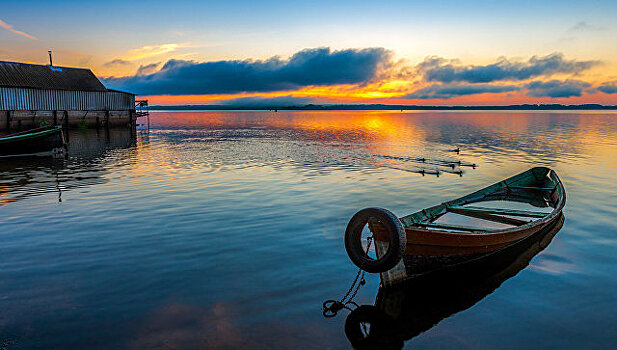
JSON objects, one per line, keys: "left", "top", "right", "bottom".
{"left": 398, "top": 167, "right": 566, "bottom": 242}
{"left": 0, "top": 126, "right": 63, "bottom": 144}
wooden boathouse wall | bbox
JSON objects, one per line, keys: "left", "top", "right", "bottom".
{"left": 0, "top": 61, "right": 137, "bottom": 131}
{"left": 0, "top": 88, "right": 136, "bottom": 130}
{"left": 0, "top": 110, "right": 135, "bottom": 130}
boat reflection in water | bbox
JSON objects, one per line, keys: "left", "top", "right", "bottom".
{"left": 0, "top": 128, "right": 136, "bottom": 206}
{"left": 344, "top": 213, "right": 564, "bottom": 350}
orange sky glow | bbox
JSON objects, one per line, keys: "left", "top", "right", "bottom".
{"left": 142, "top": 82, "right": 617, "bottom": 106}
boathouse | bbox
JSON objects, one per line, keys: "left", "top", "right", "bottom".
{"left": 0, "top": 61, "right": 138, "bottom": 131}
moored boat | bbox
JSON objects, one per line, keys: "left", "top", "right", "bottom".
{"left": 344, "top": 167, "right": 566, "bottom": 286}
{"left": 344, "top": 213, "right": 564, "bottom": 349}
{"left": 0, "top": 126, "right": 65, "bottom": 157}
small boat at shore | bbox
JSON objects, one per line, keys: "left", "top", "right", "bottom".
{"left": 344, "top": 167, "right": 566, "bottom": 286}
{"left": 0, "top": 126, "right": 65, "bottom": 157}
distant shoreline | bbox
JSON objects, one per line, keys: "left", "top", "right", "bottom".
{"left": 148, "top": 103, "right": 617, "bottom": 111}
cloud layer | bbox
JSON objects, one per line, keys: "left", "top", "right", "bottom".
{"left": 597, "top": 82, "right": 617, "bottom": 94}
{"left": 525, "top": 80, "right": 591, "bottom": 98}
{"left": 405, "top": 83, "right": 519, "bottom": 99}
{"left": 103, "top": 59, "right": 131, "bottom": 67}
{"left": 402, "top": 53, "right": 604, "bottom": 100}
{"left": 104, "top": 47, "right": 391, "bottom": 95}
{"left": 101, "top": 48, "right": 610, "bottom": 102}
{"left": 417, "top": 53, "right": 598, "bottom": 84}
{"left": 0, "top": 18, "right": 37, "bottom": 40}
{"left": 136, "top": 63, "right": 160, "bottom": 76}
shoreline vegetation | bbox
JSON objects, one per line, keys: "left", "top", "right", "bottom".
{"left": 148, "top": 103, "right": 617, "bottom": 111}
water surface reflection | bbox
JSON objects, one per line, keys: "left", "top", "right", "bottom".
{"left": 1, "top": 111, "right": 616, "bottom": 349}
{"left": 0, "top": 128, "right": 136, "bottom": 207}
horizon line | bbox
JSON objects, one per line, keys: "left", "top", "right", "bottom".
{"left": 147, "top": 103, "right": 617, "bottom": 111}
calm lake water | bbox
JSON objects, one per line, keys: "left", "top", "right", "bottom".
{"left": 1, "top": 111, "right": 616, "bottom": 349}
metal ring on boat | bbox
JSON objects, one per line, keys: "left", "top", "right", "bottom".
{"left": 344, "top": 207, "right": 406, "bottom": 273}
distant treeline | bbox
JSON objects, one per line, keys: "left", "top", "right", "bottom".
{"left": 149, "top": 103, "right": 617, "bottom": 111}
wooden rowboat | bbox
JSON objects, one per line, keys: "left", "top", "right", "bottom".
{"left": 0, "top": 126, "right": 65, "bottom": 157}
{"left": 344, "top": 213, "right": 564, "bottom": 349}
{"left": 344, "top": 167, "right": 565, "bottom": 286}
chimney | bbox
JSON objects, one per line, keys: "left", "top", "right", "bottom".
{"left": 48, "top": 50, "right": 53, "bottom": 66}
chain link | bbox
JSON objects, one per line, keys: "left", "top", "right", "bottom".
{"left": 322, "top": 234, "right": 373, "bottom": 317}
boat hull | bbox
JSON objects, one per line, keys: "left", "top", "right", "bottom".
{"left": 403, "top": 216, "right": 551, "bottom": 256}
{"left": 402, "top": 213, "right": 564, "bottom": 278}
{"left": 0, "top": 127, "right": 65, "bottom": 157}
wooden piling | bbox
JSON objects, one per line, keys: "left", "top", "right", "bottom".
{"left": 63, "top": 110, "right": 69, "bottom": 143}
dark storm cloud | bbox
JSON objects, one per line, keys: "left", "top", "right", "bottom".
{"left": 404, "top": 83, "right": 519, "bottom": 99}
{"left": 596, "top": 82, "right": 617, "bottom": 94}
{"left": 525, "top": 80, "right": 591, "bottom": 98}
{"left": 417, "top": 53, "right": 599, "bottom": 84}
{"left": 103, "top": 47, "right": 391, "bottom": 95}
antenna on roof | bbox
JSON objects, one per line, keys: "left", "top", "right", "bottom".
{"left": 48, "top": 50, "right": 53, "bottom": 66}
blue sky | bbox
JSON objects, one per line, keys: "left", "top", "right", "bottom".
{"left": 1, "top": 0, "right": 616, "bottom": 104}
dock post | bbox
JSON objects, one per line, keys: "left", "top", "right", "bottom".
{"left": 105, "top": 110, "right": 110, "bottom": 129}
{"left": 6, "top": 110, "right": 10, "bottom": 132}
{"left": 53, "top": 110, "right": 58, "bottom": 126}
{"left": 129, "top": 110, "right": 136, "bottom": 138}
{"left": 63, "top": 110, "right": 69, "bottom": 143}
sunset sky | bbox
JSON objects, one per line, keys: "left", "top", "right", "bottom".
{"left": 1, "top": 0, "right": 617, "bottom": 105}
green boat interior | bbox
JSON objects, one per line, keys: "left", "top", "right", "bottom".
{"left": 398, "top": 167, "right": 564, "bottom": 234}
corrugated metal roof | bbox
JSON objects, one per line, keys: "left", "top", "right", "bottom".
{"left": 0, "top": 61, "right": 107, "bottom": 92}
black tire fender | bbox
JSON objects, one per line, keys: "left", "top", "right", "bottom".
{"left": 344, "top": 207, "right": 406, "bottom": 273}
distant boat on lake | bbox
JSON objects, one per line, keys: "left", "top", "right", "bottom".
{"left": 344, "top": 167, "right": 566, "bottom": 286}
{"left": 0, "top": 126, "right": 65, "bottom": 157}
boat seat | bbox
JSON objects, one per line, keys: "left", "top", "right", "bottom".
{"left": 447, "top": 205, "right": 547, "bottom": 218}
